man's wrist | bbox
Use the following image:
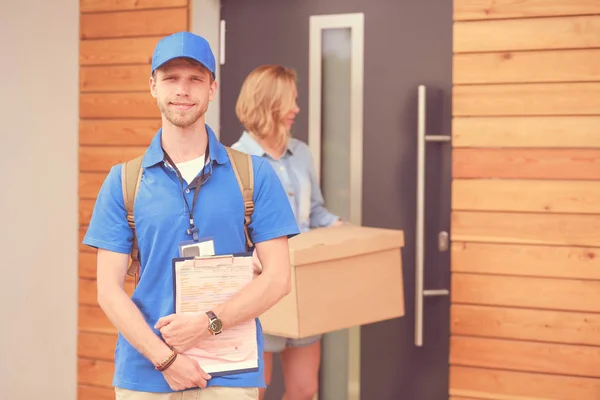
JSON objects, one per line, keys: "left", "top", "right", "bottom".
{"left": 149, "top": 343, "right": 175, "bottom": 367}
{"left": 194, "top": 312, "right": 211, "bottom": 340}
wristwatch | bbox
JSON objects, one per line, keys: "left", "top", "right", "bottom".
{"left": 206, "top": 310, "right": 223, "bottom": 335}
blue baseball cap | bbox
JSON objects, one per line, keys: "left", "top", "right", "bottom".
{"left": 151, "top": 32, "right": 216, "bottom": 77}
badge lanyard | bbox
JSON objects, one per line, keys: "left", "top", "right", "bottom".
{"left": 162, "top": 145, "right": 209, "bottom": 241}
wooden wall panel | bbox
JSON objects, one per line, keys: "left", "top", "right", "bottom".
{"left": 450, "top": 366, "right": 600, "bottom": 400}
{"left": 79, "top": 305, "right": 116, "bottom": 334}
{"left": 80, "top": 37, "right": 158, "bottom": 65}
{"left": 79, "top": 252, "right": 97, "bottom": 279}
{"left": 79, "top": 227, "right": 92, "bottom": 253}
{"left": 452, "top": 116, "right": 600, "bottom": 148}
{"left": 78, "top": 2, "right": 189, "bottom": 397}
{"left": 78, "top": 358, "right": 114, "bottom": 387}
{"left": 78, "top": 385, "right": 114, "bottom": 400}
{"left": 80, "top": 65, "right": 150, "bottom": 92}
{"left": 451, "top": 5, "right": 600, "bottom": 398}
{"left": 78, "top": 332, "right": 118, "bottom": 360}
{"left": 80, "top": 0, "right": 187, "bottom": 13}
{"left": 452, "top": 179, "right": 600, "bottom": 214}
{"left": 79, "top": 146, "right": 146, "bottom": 173}
{"left": 452, "top": 274, "right": 600, "bottom": 313}
{"left": 454, "top": 0, "right": 600, "bottom": 21}
{"left": 454, "top": 49, "right": 600, "bottom": 84}
{"left": 451, "top": 242, "right": 600, "bottom": 280}
{"left": 80, "top": 92, "right": 159, "bottom": 119}
{"left": 79, "top": 172, "right": 107, "bottom": 200}
{"left": 451, "top": 336, "right": 600, "bottom": 378}
{"left": 453, "top": 149, "right": 600, "bottom": 180}
{"left": 452, "top": 211, "right": 600, "bottom": 246}
{"left": 80, "top": 119, "right": 160, "bottom": 146}
{"left": 452, "top": 305, "right": 600, "bottom": 346}
{"left": 454, "top": 15, "right": 600, "bottom": 53}
{"left": 453, "top": 83, "right": 600, "bottom": 116}
{"left": 80, "top": 8, "right": 187, "bottom": 39}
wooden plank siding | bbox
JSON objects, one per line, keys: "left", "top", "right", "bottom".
{"left": 450, "top": 1, "right": 600, "bottom": 399}
{"left": 78, "top": 1, "right": 189, "bottom": 398}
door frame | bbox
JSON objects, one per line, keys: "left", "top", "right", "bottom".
{"left": 308, "top": 13, "right": 364, "bottom": 225}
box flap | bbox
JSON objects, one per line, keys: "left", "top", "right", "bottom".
{"left": 289, "top": 225, "right": 405, "bottom": 266}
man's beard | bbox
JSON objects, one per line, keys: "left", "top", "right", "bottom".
{"left": 158, "top": 100, "right": 206, "bottom": 128}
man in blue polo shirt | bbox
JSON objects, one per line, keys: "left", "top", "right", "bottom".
{"left": 83, "top": 31, "right": 299, "bottom": 399}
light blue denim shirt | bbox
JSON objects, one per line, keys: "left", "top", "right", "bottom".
{"left": 232, "top": 132, "right": 338, "bottom": 233}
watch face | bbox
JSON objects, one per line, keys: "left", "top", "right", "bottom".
{"left": 210, "top": 319, "right": 223, "bottom": 333}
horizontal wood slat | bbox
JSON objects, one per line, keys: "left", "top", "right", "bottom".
{"left": 80, "top": 172, "right": 106, "bottom": 199}
{"left": 452, "top": 116, "right": 600, "bottom": 148}
{"left": 80, "top": 65, "right": 150, "bottom": 92}
{"left": 451, "top": 336, "right": 600, "bottom": 378}
{"left": 79, "top": 278, "right": 135, "bottom": 306}
{"left": 81, "top": 0, "right": 187, "bottom": 13}
{"left": 454, "top": 0, "right": 600, "bottom": 21}
{"left": 80, "top": 227, "right": 93, "bottom": 253}
{"left": 453, "top": 149, "right": 600, "bottom": 180}
{"left": 451, "top": 211, "right": 600, "bottom": 247}
{"left": 78, "top": 358, "right": 114, "bottom": 387}
{"left": 80, "top": 119, "right": 159, "bottom": 146}
{"left": 454, "top": 49, "right": 600, "bottom": 84}
{"left": 78, "top": 384, "right": 114, "bottom": 400}
{"left": 79, "top": 278, "right": 99, "bottom": 306}
{"left": 80, "top": 199, "right": 95, "bottom": 226}
{"left": 80, "top": 92, "right": 159, "bottom": 119}
{"left": 81, "top": 8, "right": 187, "bottom": 39}
{"left": 78, "top": 332, "right": 117, "bottom": 360}
{"left": 451, "top": 304, "right": 600, "bottom": 346}
{"left": 80, "top": 37, "right": 158, "bottom": 65}
{"left": 80, "top": 252, "right": 97, "bottom": 279}
{"left": 79, "top": 305, "right": 116, "bottom": 334}
{"left": 452, "top": 179, "right": 600, "bottom": 214}
{"left": 79, "top": 146, "right": 146, "bottom": 173}
{"left": 450, "top": 365, "right": 600, "bottom": 400}
{"left": 453, "top": 83, "right": 600, "bottom": 116}
{"left": 451, "top": 242, "right": 600, "bottom": 280}
{"left": 449, "top": 398, "right": 482, "bottom": 400}
{"left": 454, "top": 15, "right": 600, "bottom": 53}
{"left": 452, "top": 273, "right": 600, "bottom": 313}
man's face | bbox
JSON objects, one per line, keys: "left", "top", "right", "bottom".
{"left": 149, "top": 58, "right": 217, "bottom": 128}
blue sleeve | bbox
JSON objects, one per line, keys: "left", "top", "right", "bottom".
{"left": 82, "top": 165, "right": 134, "bottom": 254}
{"left": 305, "top": 149, "right": 339, "bottom": 228}
{"left": 249, "top": 157, "right": 300, "bottom": 243}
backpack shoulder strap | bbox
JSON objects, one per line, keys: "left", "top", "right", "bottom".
{"left": 225, "top": 147, "right": 254, "bottom": 250}
{"left": 121, "top": 155, "right": 144, "bottom": 283}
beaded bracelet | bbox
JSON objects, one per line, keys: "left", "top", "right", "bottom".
{"left": 155, "top": 347, "right": 178, "bottom": 371}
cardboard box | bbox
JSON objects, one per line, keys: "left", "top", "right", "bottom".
{"left": 259, "top": 224, "right": 405, "bottom": 339}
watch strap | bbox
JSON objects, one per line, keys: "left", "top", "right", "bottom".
{"left": 206, "top": 310, "right": 217, "bottom": 321}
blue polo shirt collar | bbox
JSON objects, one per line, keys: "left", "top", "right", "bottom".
{"left": 238, "top": 131, "right": 296, "bottom": 158}
{"left": 141, "top": 125, "right": 228, "bottom": 168}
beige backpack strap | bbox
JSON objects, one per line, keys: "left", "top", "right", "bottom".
{"left": 121, "top": 155, "right": 144, "bottom": 284}
{"left": 225, "top": 147, "right": 254, "bottom": 250}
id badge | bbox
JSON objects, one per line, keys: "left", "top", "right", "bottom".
{"left": 178, "top": 237, "right": 215, "bottom": 258}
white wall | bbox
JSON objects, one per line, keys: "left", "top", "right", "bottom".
{"left": 0, "top": 1, "right": 79, "bottom": 398}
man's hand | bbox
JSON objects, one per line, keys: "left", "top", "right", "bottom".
{"left": 155, "top": 313, "right": 209, "bottom": 352}
{"left": 162, "top": 354, "right": 211, "bottom": 391}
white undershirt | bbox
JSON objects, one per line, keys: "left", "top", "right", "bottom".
{"left": 175, "top": 154, "right": 206, "bottom": 185}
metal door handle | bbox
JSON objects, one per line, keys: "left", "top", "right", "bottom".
{"left": 415, "top": 85, "right": 450, "bottom": 347}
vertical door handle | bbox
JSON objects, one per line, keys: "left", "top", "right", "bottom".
{"left": 415, "top": 85, "right": 450, "bottom": 347}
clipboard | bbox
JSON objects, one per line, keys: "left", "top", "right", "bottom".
{"left": 171, "top": 253, "right": 258, "bottom": 377}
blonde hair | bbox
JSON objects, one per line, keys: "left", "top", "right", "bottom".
{"left": 235, "top": 65, "right": 297, "bottom": 150}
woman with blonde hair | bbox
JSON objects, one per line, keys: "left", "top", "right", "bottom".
{"left": 232, "top": 65, "right": 341, "bottom": 400}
